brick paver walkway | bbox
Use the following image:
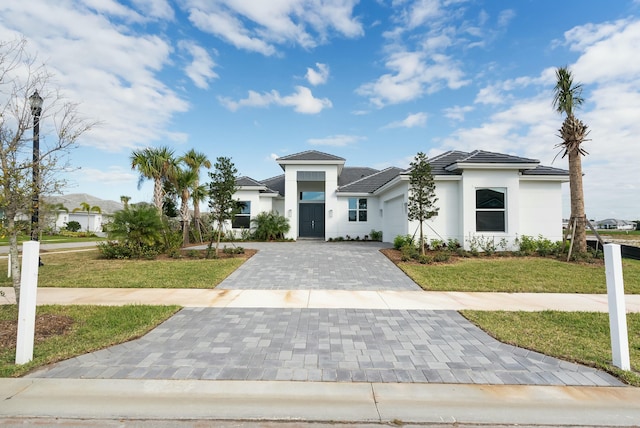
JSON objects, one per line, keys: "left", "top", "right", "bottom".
{"left": 29, "top": 242, "right": 624, "bottom": 386}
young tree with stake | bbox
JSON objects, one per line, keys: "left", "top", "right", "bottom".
{"left": 407, "top": 152, "right": 439, "bottom": 255}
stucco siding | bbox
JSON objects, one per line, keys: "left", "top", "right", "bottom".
{"left": 460, "top": 169, "right": 521, "bottom": 249}
{"left": 519, "top": 180, "right": 564, "bottom": 242}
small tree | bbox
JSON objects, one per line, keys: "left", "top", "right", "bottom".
{"left": 0, "top": 38, "right": 95, "bottom": 306}
{"left": 105, "top": 204, "right": 164, "bottom": 256}
{"left": 407, "top": 152, "right": 439, "bottom": 255}
{"left": 207, "top": 157, "right": 238, "bottom": 257}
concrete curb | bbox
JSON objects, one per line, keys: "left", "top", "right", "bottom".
{"left": 2, "top": 379, "right": 640, "bottom": 426}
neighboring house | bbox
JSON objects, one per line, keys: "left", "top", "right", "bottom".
{"left": 230, "top": 150, "right": 570, "bottom": 249}
{"left": 45, "top": 193, "right": 124, "bottom": 233}
{"left": 596, "top": 219, "right": 636, "bottom": 230}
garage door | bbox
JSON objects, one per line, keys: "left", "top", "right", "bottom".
{"left": 383, "top": 196, "right": 406, "bottom": 243}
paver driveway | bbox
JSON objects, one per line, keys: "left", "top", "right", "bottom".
{"left": 29, "top": 242, "right": 624, "bottom": 386}
{"left": 217, "top": 241, "right": 420, "bottom": 290}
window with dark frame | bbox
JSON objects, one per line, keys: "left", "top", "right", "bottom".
{"left": 476, "top": 188, "right": 505, "bottom": 232}
{"left": 348, "top": 198, "right": 367, "bottom": 222}
{"left": 232, "top": 201, "right": 251, "bottom": 229}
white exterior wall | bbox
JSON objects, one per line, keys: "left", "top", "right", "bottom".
{"left": 258, "top": 195, "right": 275, "bottom": 214}
{"left": 519, "top": 180, "right": 564, "bottom": 242}
{"left": 61, "top": 213, "right": 103, "bottom": 233}
{"left": 330, "top": 195, "right": 382, "bottom": 240}
{"left": 379, "top": 182, "right": 408, "bottom": 243}
{"left": 459, "top": 169, "right": 521, "bottom": 250}
{"left": 407, "top": 178, "right": 462, "bottom": 245}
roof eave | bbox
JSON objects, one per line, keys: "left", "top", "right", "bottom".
{"left": 445, "top": 162, "right": 539, "bottom": 171}
{"left": 519, "top": 175, "right": 570, "bottom": 182}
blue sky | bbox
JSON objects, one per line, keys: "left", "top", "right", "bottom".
{"left": 1, "top": 0, "right": 639, "bottom": 220}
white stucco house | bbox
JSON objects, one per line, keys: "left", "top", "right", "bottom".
{"left": 231, "top": 150, "right": 569, "bottom": 249}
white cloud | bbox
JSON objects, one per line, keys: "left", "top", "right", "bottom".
{"left": 182, "top": 0, "right": 363, "bottom": 56}
{"left": 474, "top": 85, "right": 504, "bottom": 105}
{"left": 306, "top": 63, "right": 330, "bottom": 86}
{"left": 357, "top": 51, "right": 469, "bottom": 106}
{"left": 0, "top": 1, "right": 190, "bottom": 153}
{"left": 179, "top": 40, "right": 218, "bottom": 89}
{"left": 187, "top": 7, "right": 277, "bottom": 56}
{"left": 568, "top": 19, "right": 640, "bottom": 84}
{"left": 497, "top": 9, "right": 515, "bottom": 27}
{"left": 131, "top": 0, "right": 174, "bottom": 20}
{"left": 384, "top": 112, "right": 428, "bottom": 128}
{"left": 307, "top": 134, "right": 365, "bottom": 147}
{"left": 219, "top": 86, "right": 332, "bottom": 114}
{"left": 74, "top": 166, "right": 137, "bottom": 184}
{"left": 443, "top": 105, "right": 474, "bottom": 122}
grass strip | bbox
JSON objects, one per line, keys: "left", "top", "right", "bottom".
{"left": 400, "top": 257, "right": 640, "bottom": 293}
{"left": 1, "top": 250, "right": 246, "bottom": 288}
{"left": 0, "top": 304, "right": 180, "bottom": 377}
{"left": 461, "top": 310, "right": 640, "bottom": 386}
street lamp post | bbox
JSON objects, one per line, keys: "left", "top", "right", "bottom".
{"left": 29, "top": 90, "right": 43, "bottom": 242}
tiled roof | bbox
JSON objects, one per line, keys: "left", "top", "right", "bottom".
{"left": 277, "top": 150, "right": 345, "bottom": 162}
{"left": 521, "top": 165, "right": 570, "bottom": 176}
{"left": 338, "top": 167, "right": 404, "bottom": 193}
{"left": 338, "top": 167, "right": 379, "bottom": 186}
{"left": 422, "top": 151, "right": 469, "bottom": 175}
{"left": 255, "top": 150, "right": 567, "bottom": 197}
{"left": 236, "top": 176, "right": 265, "bottom": 187}
{"left": 457, "top": 150, "right": 539, "bottom": 164}
{"left": 261, "top": 174, "right": 285, "bottom": 196}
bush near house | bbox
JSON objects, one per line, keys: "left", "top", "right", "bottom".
{"left": 64, "top": 221, "right": 82, "bottom": 232}
{"left": 251, "top": 211, "right": 290, "bottom": 241}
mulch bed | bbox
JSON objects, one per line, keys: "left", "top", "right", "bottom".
{"left": 0, "top": 314, "right": 74, "bottom": 350}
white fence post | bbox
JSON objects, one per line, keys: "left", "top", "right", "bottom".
{"left": 604, "top": 243, "right": 630, "bottom": 370}
{"left": 15, "top": 241, "right": 40, "bottom": 365}
{"left": 7, "top": 253, "right": 10, "bottom": 278}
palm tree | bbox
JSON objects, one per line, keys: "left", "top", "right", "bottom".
{"left": 174, "top": 166, "right": 198, "bottom": 247}
{"left": 180, "top": 149, "right": 211, "bottom": 242}
{"left": 120, "top": 195, "right": 131, "bottom": 209}
{"left": 552, "top": 66, "right": 590, "bottom": 255}
{"left": 130, "top": 146, "right": 177, "bottom": 213}
{"left": 42, "top": 202, "right": 69, "bottom": 233}
{"left": 73, "top": 202, "right": 102, "bottom": 232}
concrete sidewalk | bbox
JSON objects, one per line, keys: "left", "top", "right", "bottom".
{"left": 2, "top": 286, "right": 640, "bottom": 312}
{"left": 2, "top": 379, "right": 640, "bottom": 426}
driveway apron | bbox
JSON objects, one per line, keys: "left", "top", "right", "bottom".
{"left": 29, "top": 242, "right": 624, "bottom": 386}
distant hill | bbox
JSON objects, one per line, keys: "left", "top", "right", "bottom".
{"left": 44, "top": 193, "right": 124, "bottom": 215}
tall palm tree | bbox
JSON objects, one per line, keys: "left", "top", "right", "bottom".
{"left": 130, "top": 146, "right": 177, "bottom": 212}
{"left": 552, "top": 66, "right": 590, "bottom": 254}
{"left": 180, "top": 149, "right": 211, "bottom": 242}
{"left": 174, "top": 167, "right": 199, "bottom": 247}
{"left": 73, "top": 202, "right": 102, "bottom": 232}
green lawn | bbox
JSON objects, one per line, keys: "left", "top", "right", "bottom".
{"left": 0, "top": 250, "right": 246, "bottom": 288}
{"left": 462, "top": 311, "right": 640, "bottom": 386}
{"left": 0, "top": 234, "right": 106, "bottom": 245}
{"left": 400, "top": 257, "right": 640, "bottom": 293}
{"left": 0, "top": 304, "right": 179, "bottom": 377}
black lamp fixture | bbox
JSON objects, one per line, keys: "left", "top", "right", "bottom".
{"left": 29, "top": 90, "right": 43, "bottom": 242}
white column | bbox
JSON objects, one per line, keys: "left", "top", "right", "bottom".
{"left": 15, "top": 241, "right": 40, "bottom": 365}
{"left": 604, "top": 244, "right": 630, "bottom": 371}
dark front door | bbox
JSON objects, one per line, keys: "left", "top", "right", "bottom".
{"left": 299, "top": 203, "right": 325, "bottom": 238}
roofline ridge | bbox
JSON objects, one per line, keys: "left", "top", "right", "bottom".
{"left": 277, "top": 149, "right": 345, "bottom": 161}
